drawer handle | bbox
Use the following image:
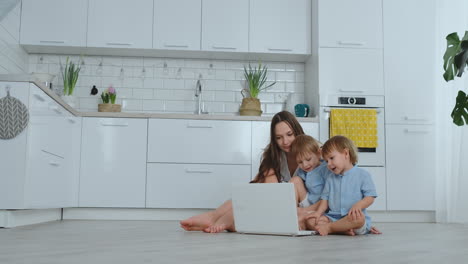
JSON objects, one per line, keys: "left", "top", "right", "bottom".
{"left": 337, "top": 41, "right": 366, "bottom": 46}
{"left": 186, "top": 124, "right": 213, "bottom": 129}
{"left": 404, "top": 129, "right": 430, "bottom": 134}
{"left": 338, "top": 89, "right": 364, "bottom": 93}
{"left": 404, "top": 116, "right": 429, "bottom": 122}
{"left": 106, "top": 42, "right": 132, "bottom": 46}
{"left": 185, "top": 169, "right": 213, "bottom": 174}
{"left": 41, "top": 149, "right": 64, "bottom": 159}
{"left": 49, "top": 105, "right": 62, "bottom": 114}
{"left": 268, "top": 48, "right": 293, "bottom": 52}
{"left": 67, "top": 118, "right": 76, "bottom": 124}
{"left": 212, "top": 46, "right": 237, "bottom": 50}
{"left": 49, "top": 161, "right": 61, "bottom": 166}
{"left": 100, "top": 122, "right": 129, "bottom": 127}
{"left": 164, "top": 44, "right": 189, "bottom": 48}
{"left": 33, "top": 94, "right": 46, "bottom": 101}
{"left": 39, "top": 40, "right": 65, "bottom": 44}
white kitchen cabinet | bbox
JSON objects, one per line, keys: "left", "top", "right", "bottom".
{"left": 87, "top": 0, "right": 153, "bottom": 49}
{"left": 154, "top": 0, "right": 201, "bottom": 50}
{"left": 202, "top": 0, "right": 249, "bottom": 52}
{"left": 383, "top": 0, "right": 436, "bottom": 124}
{"left": 318, "top": 48, "right": 384, "bottom": 96}
{"left": 148, "top": 119, "right": 251, "bottom": 164}
{"left": 386, "top": 124, "right": 435, "bottom": 210}
{"left": 0, "top": 82, "right": 79, "bottom": 209}
{"left": 363, "top": 167, "right": 386, "bottom": 211}
{"left": 250, "top": 0, "right": 311, "bottom": 54}
{"left": 251, "top": 121, "right": 319, "bottom": 179}
{"left": 146, "top": 163, "right": 251, "bottom": 208}
{"left": 317, "top": 0, "right": 383, "bottom": 49}
{"left": 20, "top": 0, "right": 87, "bottom": 47}
{"left": 79, "top": 118, "right": 148, "bottom": 208}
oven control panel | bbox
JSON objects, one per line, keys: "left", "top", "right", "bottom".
{"left": 338, "top": 97, "right": 366, "bottom": 105}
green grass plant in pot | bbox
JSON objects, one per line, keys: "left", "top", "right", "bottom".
{"left": 240, "top": 63, "right": 276, "bottom": 116}
{"left": 61, "top": 56, "right": 81, "bottom": 108}
{"left": 443, "top": 31, "right": 468, "bottom": 126}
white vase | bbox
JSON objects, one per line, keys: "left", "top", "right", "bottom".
{"left": 61, "top": 95, "right": 77, "bottom": 108}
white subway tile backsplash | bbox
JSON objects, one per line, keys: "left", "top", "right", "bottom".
{"left": 28, "top": 54, "right": 305, "bottom": 115}
{"left": 276, "top": 72, "right": 296, "bottom": 82}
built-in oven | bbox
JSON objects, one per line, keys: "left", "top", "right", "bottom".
{"left": 319, "top": 95, "right": 385, "bottom": 167}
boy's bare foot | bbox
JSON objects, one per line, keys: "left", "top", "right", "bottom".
{"left": 315, "top": 224, "right": 331, "bottom": 236}
{"left": 370, "top": 226, "right": 382, "bottom": 234}
{"left": 343, "top": 229, "right": 356, "bottom": 236}
{"left": 180, "top": 211, "right": 217, "bottom": 231}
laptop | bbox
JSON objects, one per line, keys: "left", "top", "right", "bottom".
{"left": 232, "top": 183, "right": 315, "bottom": 236}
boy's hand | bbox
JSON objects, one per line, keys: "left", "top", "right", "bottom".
{"left": 348, "top": 205, "right": 363, "bottom": 221}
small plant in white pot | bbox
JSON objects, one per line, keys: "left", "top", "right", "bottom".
{"left": 61, "top": 57, "right": 81, "bottom": 108}
{"left": 239, "top": 63, "right": 276, "bottom": 116}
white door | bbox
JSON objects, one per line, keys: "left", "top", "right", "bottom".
{"left": 250, "top": 0, "right": 311, "bottom": 54}
{"left": 20, "top": 0, "right": 87, "bottom": 47}
{"left": 202, "top": 0, "right": 249, "bottom": 52}
{"left": 87, "top": 0, "right": 153, "bottom": 49}
{"left": 79, "top": 118, "right": 148, "bottom": 207}
{"left": 153, "top": 0, "right": 201, "bottom": 50}
{"left": 318, "top": 0, "right": 383, "bottom": 49}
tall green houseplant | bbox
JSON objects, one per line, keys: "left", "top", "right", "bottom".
{"left": 443, "top": 31, "right": 468, "bottom": 126}
{"left": 243, "top": 63, "right": 276, "bottom": 98}
{"left": 61, "top": 57, "right": 81, "bottom": 96}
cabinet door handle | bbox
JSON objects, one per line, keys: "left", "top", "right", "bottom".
{"left": 39, "top": 40, "right": 65, "bottom": 44}
{"left": 404, "top": 129, "right": 430, "bottom": 134}
{"left": 49, "top": 105, "right": 62, "bottom": 114}
{"left": 67, "top": 118, "right": 76, "bottom": 124}
{"left": 404, "top": 116, "right": 429, "bottom": 122}
{"left": 100, "top": 122, "right": 129, "bottom": 127}
{"left": 186, "top": 124, "right": 213, "bottom": 129}
{"left": 106, "top": 42, "right": 133, "bottom": 46}
{"left": 268, "top": 48, "right": 293, "bottom": 52}
{"left": 49, "top": 161, "right": 61, "bottom": 166}
{"left": 185, "top": 169, "right": 213, "bottom": 174}
{"left": 337, "top": 41, "right": 366, "bottom": 46}
{"left": 33, "top": 94, "right": 46, "bottom": 101}
{"left": 164, "top": 44, "right": 189, "bottom": 48}
{"left": 338, "top": 89, "right": 364, "bottom": 93}
{"left": 212, "top": 46, "right": 237, "bottom": 50}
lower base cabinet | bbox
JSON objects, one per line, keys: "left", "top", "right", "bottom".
{"left": 146, "top": 163, "right": 251, "bottom": 208}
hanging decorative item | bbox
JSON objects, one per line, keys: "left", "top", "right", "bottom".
{"left": 0, "top": 86, "right": 29, "bottom": 140}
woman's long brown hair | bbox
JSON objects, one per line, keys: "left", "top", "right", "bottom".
{"left": 251, "top": 111, "right": 305, "bottom": 183}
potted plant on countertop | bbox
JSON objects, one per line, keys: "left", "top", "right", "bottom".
{"left": 443, "top": 30, "right": 468, "bottom": 126}
{"left": 239, "top": 63, "right": 276, "bottom": 116}
{"left": 61, "top": 56, "right": 81, "bottom": 108}
{"left": 98, "top": 85, "right": 121, "bottom": 112}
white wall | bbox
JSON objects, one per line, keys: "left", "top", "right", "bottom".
{"left": 28, "top": 54, "right": 306, "bottom": 115}
{"left": 0, "top": 1, "right": 28, "bottom": 74}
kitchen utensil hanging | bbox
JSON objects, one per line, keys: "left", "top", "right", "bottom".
{"left": 0, "top": 85, "right": 29, "bottom": 140}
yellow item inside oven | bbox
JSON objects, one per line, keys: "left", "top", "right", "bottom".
{"left": 330, "top": 108, "right": 378, "bottom": 148}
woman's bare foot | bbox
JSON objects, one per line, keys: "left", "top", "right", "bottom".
{"left": 315, "top": 224, "right": 331, "bottom": 236}
{"left": 180, "top": 211, "right": 217, "bottom": 231}
{"left": 205, "top": 211, "right": 235, "bottom": 233}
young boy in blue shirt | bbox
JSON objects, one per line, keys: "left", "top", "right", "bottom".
{"left": 305, "top": 135, "right": 378, "bottom": 236}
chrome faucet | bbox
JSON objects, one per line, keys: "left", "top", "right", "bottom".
{"left": 194, "top": 74, "right": 208, "bottom": 114}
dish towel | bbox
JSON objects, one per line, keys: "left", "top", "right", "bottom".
{"left": 330, "top": 108, "right": 378, "bottom": 148}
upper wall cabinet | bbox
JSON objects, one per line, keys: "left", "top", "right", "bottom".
{"left": 202, "top": 0, "right": 249, "bottom": 52}
{"left": 20, "top": 0, "right": 87, "bottom": 47}
{"left": 250, "top": 0, "right": 311, "bottom": 54}
{"left": 87, "top": 0, "right": 153, "bottom": 49}
{"left": 154, "top": 0, "right": 201, "bottom": 50}
{"left": 318, "top": 0, "right": 383, "bottom": 49}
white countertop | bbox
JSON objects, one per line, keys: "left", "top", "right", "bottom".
{"left": 0, "top": 74, "right": 318, "bottom": 122}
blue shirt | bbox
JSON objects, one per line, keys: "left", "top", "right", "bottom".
{"left": 296, "top": 161, "right": 331, "bottom": 204}
{"left": 320, "top": 165, "right": 377, "bottom": 229}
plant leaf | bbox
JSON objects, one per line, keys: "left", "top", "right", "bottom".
{"left": 451, "top": 90, "right": 468, "bottom": 126}
{"left": 443, "top": 32, "right": 461, "bottom": 82}
{"left": 454, "top": 39, "right": 468, "bottom": 77}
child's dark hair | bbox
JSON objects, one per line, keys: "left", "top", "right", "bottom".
{"left": 290, "top": 135, "right": 321, "bottom": 160}
{"left": 321, "top": 135, "right": 358, "bottom": 165}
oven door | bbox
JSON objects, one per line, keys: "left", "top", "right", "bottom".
{"left": 319, "top": 106, "right": 385, "bottom": 167}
